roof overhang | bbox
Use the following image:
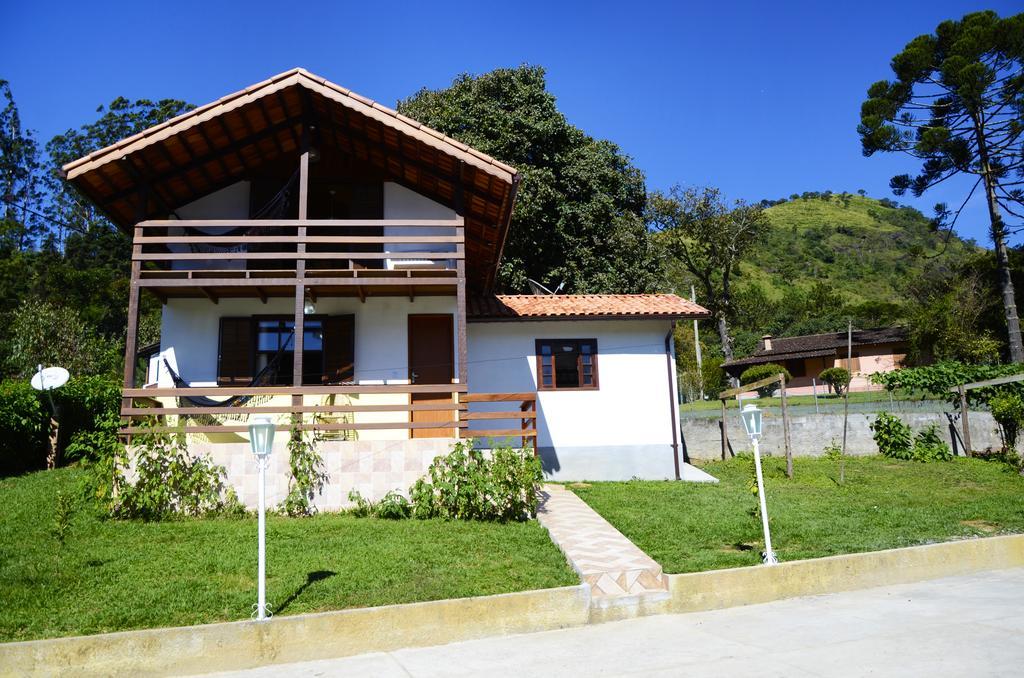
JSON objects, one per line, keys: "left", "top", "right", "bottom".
{"left": 468, "top": 294, "right": 711, "bottom": 322}
{"left": 62, "top": 68, "right": 519, "bottom": 291}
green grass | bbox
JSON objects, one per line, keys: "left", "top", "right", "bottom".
{"left": 570, "top": 456, "right": 1024, "bottom": 574}
{"left": 679, "top": 388, "right": 924, "bottom": 412}
{"left": 0, "top": 467, "right": 577, "bottom": 642}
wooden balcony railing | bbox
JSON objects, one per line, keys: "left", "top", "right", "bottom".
{"left": 119, "top": 385, "right": 537, "bottom": 448}
{"left": 133, "top": 218, "right": 464, "bottom": 283}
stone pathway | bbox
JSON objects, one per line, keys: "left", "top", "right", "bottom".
{"left": 536, "top": 484, "right": 668, "bottom": 598}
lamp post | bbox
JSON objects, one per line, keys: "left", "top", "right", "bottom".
{"left": 740, "top": 403, "right": 779, "bottom": 565}
{"left": 248, "top": 415, "right": 276, "bottom": 620}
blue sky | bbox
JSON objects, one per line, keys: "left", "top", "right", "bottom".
{"left": 5, "top": 0, "right": 1019, "bottom": 246}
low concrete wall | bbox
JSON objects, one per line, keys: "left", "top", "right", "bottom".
{"left": 667, "top": 534, "right": 1024, "bottom": 614}
{"left": 682, "top": 409, "right": 1003, "bottom": 460}
{"left": 5, "top": 535, "right": 1023, "bottom": 676}
{"left": 0, "top": 585, "right": 591, "bottom": 678}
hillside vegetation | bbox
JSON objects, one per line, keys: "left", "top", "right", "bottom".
{"left": 739, "top": 192, "right": 974, "bottom": 305}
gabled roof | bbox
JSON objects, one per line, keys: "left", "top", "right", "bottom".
{"left": 468, "top": 294, "right": 709, "bottom": 321}
{"left": 62, "top": 68, "right": 519, "bottom": 291}
{"left": 721, "top": 326, "right": 908, "bottom": 369}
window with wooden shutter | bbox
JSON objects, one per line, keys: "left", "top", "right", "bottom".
{"left": 535, "top": 339, "right": 599, "bottom": 390}
{"left": 323, "top": 315, "right": 355, "bottom": 384}
{"left": 218, "top": 318, "right": 253, "bottom": 385}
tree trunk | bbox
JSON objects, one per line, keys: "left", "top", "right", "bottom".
{"left": 975, "top": 115, "right": 1024, "bottom": 362}
{"left": 717, "top": 314, "right": 734, "bottom": 362}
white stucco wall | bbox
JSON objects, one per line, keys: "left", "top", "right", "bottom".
{"left": 170, "top": 181, "right": 251, "bottom": 270}
{"left": 382, "top": 182, "right": 457, "bottom": 268}
{"left": 467, "top": 319, "right": 682, "bottom": 480}
{"left": 159, "top": 296, "right": 458, "bottom": 386}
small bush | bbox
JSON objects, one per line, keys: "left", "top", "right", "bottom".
{"left": 85, "top": 423, "right": 243, "bottom": 521}
{"left": 818, "top": 367, "right": 851, "bottom": 396}
{"left": 912, "top": 425, "right": 953, "bottom": 462}
{"left": 409, "top": 439, "right": 543, "bottom": 522}
{"left": 344, "top": 489, "right": 412, "bottom": 520}
{"left": 989, "top": 393, "right": 1024, "bottom": 450}
{"left": 823, "top": 439, "right": 842, "bottom": 461}
{"left": 870, "top": 412, "right": 914, "bottom": 460}
{"left": 0, "top": 380, "right": 46, "bottom": 475}
{"left": 870, "top": 413, "right": 952, "bottom": 462}
{"left": 740, "top": 364, "right": 792, "bottom": 397}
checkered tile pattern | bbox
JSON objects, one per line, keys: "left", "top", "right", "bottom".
{"left": 537, "top": 484, "right": 668, "bottom": 598}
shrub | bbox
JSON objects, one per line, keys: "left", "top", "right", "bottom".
{"left": 870, "top": 412, "right": 914, "bottom": 460}
{"left": 740, "top": 364, "right": 792, "bottom": 397}
{"left": 279, "top": 421, "right": 329, "bottom": 517}
{"left": 870, "top": 413, "right": 952, "bottom": 462}
{"left": 0, "top": 379, "right": 46, "bottom": 475}
{"left": 86, "top": 424, "right": 243, "bottom": 520}
{"left": 818, "top": 367, "right": 851, "bottom": 396}
{"left": 989, "top": 393, "right": 1024, "bottom": 450}
{"left": 409, "top": 439, "right": 542, "bottom": 522}
{"left": 4, "top": 298, "right": 121, "bottom": 379}
{"left": 344, "top": 489, "right": 412, "bottom": 520}
{"left": 912, "top": 425, "right": 953, "bottom": 462}
{"left": 55, "top": 376, "right": 121, "bottom": 462}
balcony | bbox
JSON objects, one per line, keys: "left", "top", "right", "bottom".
{"left": 132, "top": 217, "right": 465, "bottom": 301}
{"left": 120, "top": 385, "right": 538, "bottom": 448}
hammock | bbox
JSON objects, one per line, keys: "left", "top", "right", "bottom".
{"left": 186, "top": 170, "right": 299, "bottom": 253}
{"left": 161, "top": 332, "right": 293, "bottom": 408}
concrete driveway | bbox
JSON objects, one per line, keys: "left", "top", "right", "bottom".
{"left": 201, "top": 567, "right": 1024, "bottom": 677}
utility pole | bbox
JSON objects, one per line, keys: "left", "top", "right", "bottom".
{"left": 692, "top": 285, "right": 704, "bottom": 400}
{"left": 840, "top": 321, "right": 852, "bottom": 484}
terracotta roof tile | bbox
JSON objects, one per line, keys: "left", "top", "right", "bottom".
{"left": 468, "top": 294, "right": 709, "bottom": 320}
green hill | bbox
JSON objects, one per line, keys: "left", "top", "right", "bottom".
{"left": 736, "top": 192, "right": 975, "bottom": 305}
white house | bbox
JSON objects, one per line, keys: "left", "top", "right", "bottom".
{"left": 62, "top": 68, "right": 712, "bottom": 509}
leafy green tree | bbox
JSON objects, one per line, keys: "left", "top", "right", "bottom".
{"left": 4, "top": 298, "right": 120, "bottom": 378}
{"left": 0, "top": 80, "right": 44, "bottom": 251}
{"left": 858, "top": 10, "right": 1024, "bottom": 361}
{"left": 45, "top": 96, "right": 193, "bottom": 245}
{"left": 647, "top": 186, "right": 768, "bottom": 361}
{"left": 397, "top": 66, "right": 662, "bottom": 293}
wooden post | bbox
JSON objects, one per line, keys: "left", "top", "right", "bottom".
{"left": 122, "top": 188, "right": 147, "bottom": 443}
{"left": 959, "top": 385, "right": 972, "bottom": 457}
{"left": 720, "top": 398, "right": 729, "bottom": 460}
{"left": 293, "top": 147, "right": 309, "bottom": 412}
{"left": 780, "top": 374, "right": 793, "bottom": 478}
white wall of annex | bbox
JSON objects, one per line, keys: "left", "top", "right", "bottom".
{"left": 160, "top": 296, "right": 458, "bottom": 386}
{"left": 466, "top": 319, "right": 677, "bottom": 448}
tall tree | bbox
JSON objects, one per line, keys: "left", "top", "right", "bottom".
{"left": 647, "top": 186, "right": 768, "bottom": 362}
{"left": 858, "top": 10, "right": 1024, "bottom": 361}
{"left": 0, "top": 80, "right": 44, "bottom": 251}
{"left": 398, "top": 66, "right": 662, "bottom": 293}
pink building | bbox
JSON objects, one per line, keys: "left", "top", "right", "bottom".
{"left": 721, "top": 327, "right": 908, "bottom": 396}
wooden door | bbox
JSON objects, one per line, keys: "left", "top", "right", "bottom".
{"left": 408, "top": 314, "right": 454, "bottom": 438}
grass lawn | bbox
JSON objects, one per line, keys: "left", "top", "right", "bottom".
{"left": 0, "top": 467, "right": 577, "bottom": 642}
{"left": 679, "top": 389, "right": 924, "bottom": 413}
{"left": 570, "top": 456, "right": 1024, "bottom": 574}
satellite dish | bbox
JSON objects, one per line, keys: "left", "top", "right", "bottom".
{"left": 31, "top": 366, "right": 70, "bottom": 391}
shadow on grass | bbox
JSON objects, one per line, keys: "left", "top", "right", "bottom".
{"left": 275, "top": 570, "right": 336, "bottom": 614}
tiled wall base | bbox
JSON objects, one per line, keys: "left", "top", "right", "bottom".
{"left": 179, "top": 438, "right": 457, "bottom": 511}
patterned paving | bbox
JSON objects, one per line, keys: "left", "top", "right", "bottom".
{"left": 537, "top": 484, "right": 668, "bottom": 598}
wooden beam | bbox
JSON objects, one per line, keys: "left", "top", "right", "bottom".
{"left": 123, "top": 402, "right": 468, "bottom": 416}
{"left": 124, "top": 383, "right": 467, "bottom": 397}
{"left": 199, "top": 287, "right": 219, "bottom": 304}
{"left": 949, "top": 373, "right": 1024, "bottom": 392}
{"left": 293, "top": 145, "right": 309, "bottom": 389}
{"left": 456, "top": 245, "right": 468, "bottom": 385}
{"left": 718, "top": 374, "right": 782, "bottom": 400}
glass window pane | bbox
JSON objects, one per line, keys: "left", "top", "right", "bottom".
{"left": 540, "top": 344, "right": 552, "bottom": 356}
{"left": 554, "top": 345, "right": 581, "bottom": 388}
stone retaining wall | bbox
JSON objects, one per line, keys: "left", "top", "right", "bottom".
{"left": 682, "top": 409, "right": 1004, "bottom": 460}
